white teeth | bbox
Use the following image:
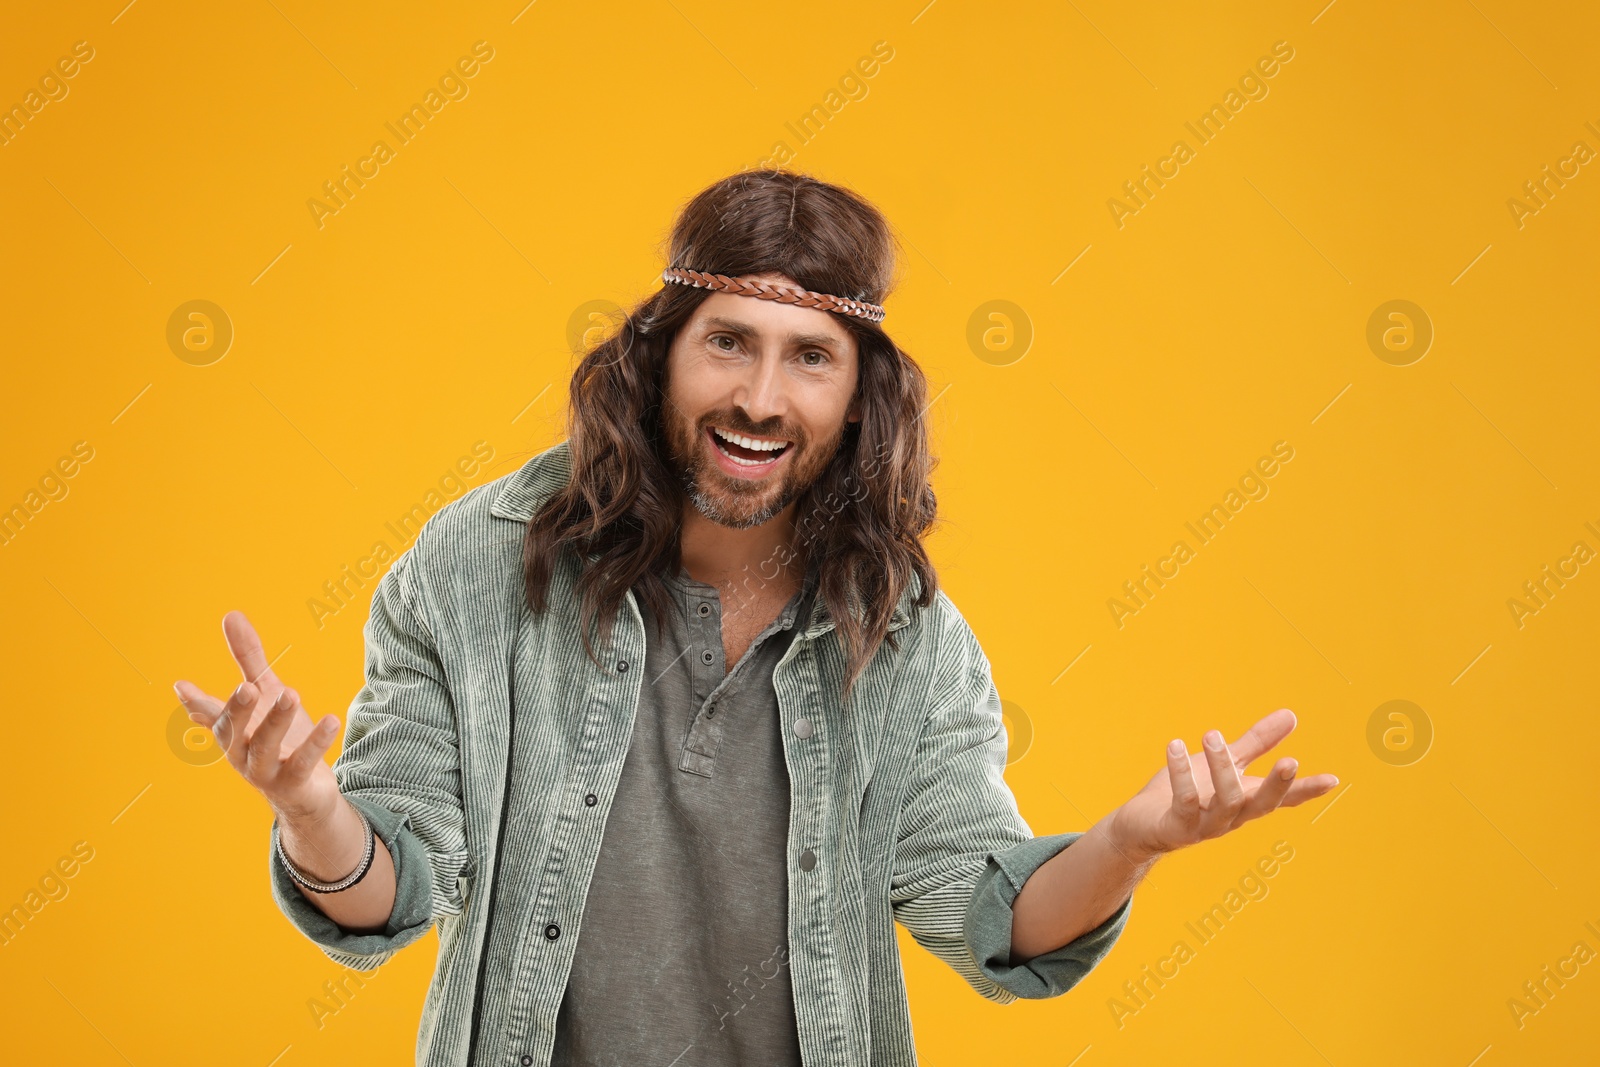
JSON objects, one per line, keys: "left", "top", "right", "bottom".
{"left": 710, "top": 427, "right": 788, "bottom": 466}
{"left": 712, "top": 427, "right": 788, "bottom": 452}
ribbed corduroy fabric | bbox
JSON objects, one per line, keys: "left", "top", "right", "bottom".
{"left": 268, "top": 439, "right": 1132, "bottom": 1066}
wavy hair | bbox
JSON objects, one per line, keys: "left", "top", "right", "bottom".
{"left": 522, "top": 169, "right": 939, "bottom": 703}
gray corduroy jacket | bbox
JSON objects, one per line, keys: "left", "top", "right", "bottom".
{"left": 268, "top": 439, "right": 1131, "bottom": 1066}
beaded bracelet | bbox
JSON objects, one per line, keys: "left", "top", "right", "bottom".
{"left": 273, "top": 802, "right": 375, "bottom": 894}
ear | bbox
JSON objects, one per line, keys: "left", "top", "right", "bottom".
{"left": 844, "top": 378, "right": 864, "bottom": 424}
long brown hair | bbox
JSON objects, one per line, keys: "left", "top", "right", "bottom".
{"left": 522, "top": 169, "right": 939, "bottom": 702}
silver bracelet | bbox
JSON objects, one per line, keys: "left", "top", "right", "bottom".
{"left": 274, "top": 802, "right": 375, "bottom": 894}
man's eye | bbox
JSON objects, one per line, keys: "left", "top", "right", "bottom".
{"left": 801, "top": 351, "right": 827, "bottom": 366}
{"left": 711, "top": 335, "right": 737, "bottom": 351}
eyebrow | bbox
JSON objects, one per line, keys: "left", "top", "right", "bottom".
{"left": 697, "top": 315, "right": 844, "bottom": 352}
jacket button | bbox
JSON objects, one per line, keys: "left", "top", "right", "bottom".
{"left": 697, "top": 602, "right": 711, "bottom": 617}
{"left": 584, "top": 793, "right": 597, "bottom": 806}
{"left": 544, "top": 922, "right": 561, "bottom": 940}
{"left": 799, "top": 849, "right": 817, "bottom": 871}
{"left": 793, "top": 717, "right": 813, "bottom": 739}
{"left": 700, "top": 649, "right": 715, "bottom": 665}
{"left": 616, "top": 660, "right": 628, "bottom": 673}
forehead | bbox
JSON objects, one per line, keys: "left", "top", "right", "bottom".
{"left": 685, "top": 275, "right": 856, "bottom": 351}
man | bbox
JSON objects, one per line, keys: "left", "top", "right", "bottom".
{"left": 174, "top": 170, "right": 1337, "bottom": 1066}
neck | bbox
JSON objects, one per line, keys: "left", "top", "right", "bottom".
{"left": 678, "top": 498, "right": 808, "bottom": 603}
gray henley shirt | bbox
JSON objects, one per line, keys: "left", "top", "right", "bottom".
{"left": 549, "top": 563, "right": 818, "bottom": 1067}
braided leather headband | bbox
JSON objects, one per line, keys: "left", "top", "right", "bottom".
{"left": 662, "top": 267, "right": 886, "bottom": 324}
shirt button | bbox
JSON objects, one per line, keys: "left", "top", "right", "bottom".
{"left": 700, "top": 649, "right": 715, "bottom": 665}
{"left": 793, "top": 717, "right": 814, "bottom": 739}
{"left": 697, "top": 602, "right": 711, "bottom": 617}
{"left": 521, "top": 1057, "right": 533, "bottom": 1066}
{"left": 799, "top": 849, "right": 817, "bottom": 871}
{"left": 616, "top": 660, "right": 628, "bottom": 673}
{"left": 544, "top": 922, "right": 561, "bottom": 940}
{"left": 584, "top": 793, "right": 597, "bottom": 806}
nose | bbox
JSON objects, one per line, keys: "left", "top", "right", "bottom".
{"left": 730, "top": 348, "right": 789, "bottom": 427}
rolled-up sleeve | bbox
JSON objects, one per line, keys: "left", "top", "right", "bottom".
{"left": 889, "top": 597, "right": 1129, "bottom": 1005}
{"left": 268, "top": 794, "right": 445, "bottom": 968}
{"left": 267, "top": 538, "right": 471, "bottom": 969}
{"left": 965, "top": 832, "right": 1133, "bottom": 1000}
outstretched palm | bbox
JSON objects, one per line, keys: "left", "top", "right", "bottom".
{"left": 1112, "top": 708, "right": 1339, "bottom": 859}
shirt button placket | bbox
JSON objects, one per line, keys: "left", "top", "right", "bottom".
{"left": 578, "top": 650, "right": 628, "bottom": 965}
{"left": 794, "top": 716, "right": 818, "bottom": 872}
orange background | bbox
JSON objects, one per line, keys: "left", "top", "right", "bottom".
{"left": 2, "top": 1, "right": 1597, "bottom": 1064}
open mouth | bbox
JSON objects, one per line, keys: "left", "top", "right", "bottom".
{"left": 706, "top": 425, "right": 792, "bottom": 468}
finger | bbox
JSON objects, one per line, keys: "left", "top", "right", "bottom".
{"left": 1166, "top": 738, "right": 1201, "bottom": 822}
{"left": 173, "top": 680, "right": 225, "bottom": 728}
{"left": 1279, "top": 773, "right": 1341, "bottom": 807}
{"left": 1200, "top": 729, "right": 1246, "bottom": 834}
{"left": 282, "top": 712, "right": 342, "bottom": 783}
{"left": 216, "top": 680, "right": 260, "bottom": 767}
{"left": 247, "top": 687, "right": 299, "bottom": 777}
{"left": 1227, "top": 708, "right": 1297, "bottom": 767}
{"left": 1234, "top": 757, "right": 1297, "bottom": 824}
{"left": 222, "top": 611, "right": 279, "bottom": 690}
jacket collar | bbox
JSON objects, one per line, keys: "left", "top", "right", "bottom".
{"left": 489, "top": 440, "right": 917, "bottom": 637}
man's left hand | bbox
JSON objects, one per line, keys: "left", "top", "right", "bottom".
{"left": 1108, "top": 708, "right": 1339, "bottom": 863}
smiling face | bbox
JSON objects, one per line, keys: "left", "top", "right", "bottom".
{"left": 662, "top": 272, "right": 862, "bottom": 530}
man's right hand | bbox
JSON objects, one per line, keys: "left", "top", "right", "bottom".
{"left": 173, "top": 609, "right": 344, "bottom": 824}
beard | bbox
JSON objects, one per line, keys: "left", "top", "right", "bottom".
{"left": 662, "top": 402, "right": 847, "bottom": 530}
